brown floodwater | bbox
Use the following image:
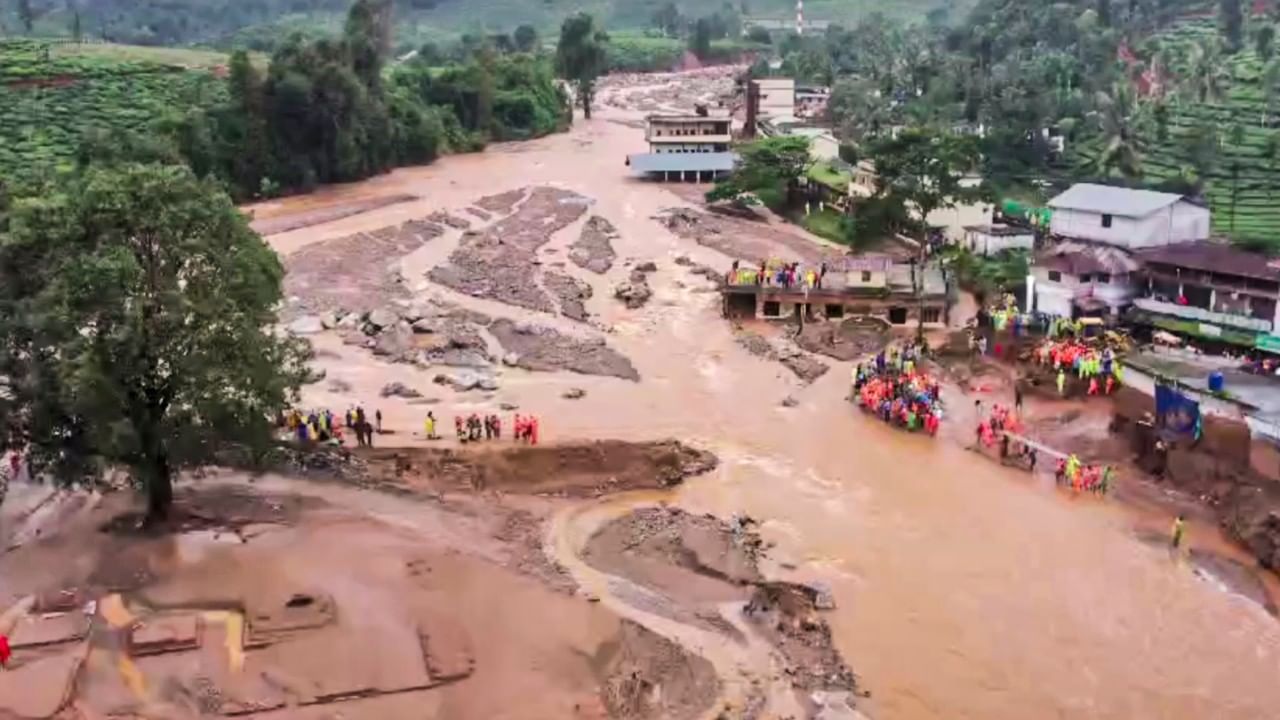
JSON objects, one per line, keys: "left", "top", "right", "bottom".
{"left": 251, "top": 72, "right": 1280, "bottom": 720}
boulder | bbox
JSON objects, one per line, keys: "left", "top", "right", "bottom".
{"left": 366, "top": 307, "right": 400, "bottom": 330}
{"left": 320, "top": 311, "right": 342, "bottom": 329}
{"left": 499, "top": 402, "right": 519, "bottom": 411}
{"left": 613, "top": 280, "right": 652, "bottom": 309}
{"left": 502, "top": 352, "right": 521, "bottom": 367}
{"left": 412, "top": 318, "right": 440, "bottom": 334}
{"left": 634, "top": 260, "right": 658, "bottom": 273}
{"left": 781, "top": 395, "right": 799, "bottom": 407}
{"left": 287, "top": 315, "right": 324, "bottom": 335}
{"left": 380, "top": 382, "right": 422, "bottom": 399}
{"left": 562, "top": 387, "right": 587, "bottom": 400}
{"left": 337, "top": 313, "right": 361, "bottom": 330}
{"left": 373, "top": 322, "right": 415, "bottom": 360}
{"left": 433, "top": 369, "right": 495, "bottom": 392}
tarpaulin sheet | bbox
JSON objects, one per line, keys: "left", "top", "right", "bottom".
{"left": 1155, "top": 383, "right": 1200, "bottom": 435}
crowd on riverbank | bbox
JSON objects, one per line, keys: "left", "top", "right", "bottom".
{"left": 851, "top": 344, "right": 943, "bottom": 435}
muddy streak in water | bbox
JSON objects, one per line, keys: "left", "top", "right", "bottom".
{"left": 251, "top": 71, "right": 1280, "bottom": 720}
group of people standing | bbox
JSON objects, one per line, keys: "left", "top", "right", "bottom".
{"left": 455, "top": 414, "right": 503, "bottom": 443}
{"left": 1054, "top": 453, "right": 1114, "bottom": 495}
{"left": 852, "top": 344, "right": 942, "bottom": 435}
{"left": 1034, "top": 340, "right": 1123, "bottom": 397}
{"left": 447, "top": 413, "right": 540, "bottom": 444}
{"left": 281, "top": 406, "right": 383, "bottom": 447}
{"left": 728, "top": 258, "right": 829, "bottom": 290}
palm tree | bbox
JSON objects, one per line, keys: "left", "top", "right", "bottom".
{"left": 1094, "top": 84, "right": 1145, "bottom": 180}
{"left": 1183, "top": 37, "right": 1230, "bottom": 105}
{"left": 1263, "top": 58, "right": 1280, "bottom": 126}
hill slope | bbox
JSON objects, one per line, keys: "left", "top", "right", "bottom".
{"left": 0, "top": 39, "right": 226, "bottom": 175}
{"left": 1, "top": 0, "right": 970, "bottom": 50}
{"left": 1071, "top": 18, "right": 1280, "bottom": 247}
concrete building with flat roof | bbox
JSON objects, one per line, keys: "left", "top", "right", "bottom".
{"left": 627, "top": 114, "right": 736, "bottom": 182}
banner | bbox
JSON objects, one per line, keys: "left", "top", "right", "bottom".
{"left": 1155, "top": 383, "right": 1200, "bottom": 436}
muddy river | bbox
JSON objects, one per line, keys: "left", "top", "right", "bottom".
{"left": 247, "top": 72, "right": 1280, "bottom": 719}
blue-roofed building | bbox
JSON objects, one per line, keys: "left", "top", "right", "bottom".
{"left": 627, "top": 113, "right": 737, "bottom": 182}
{"left": 626, "top": 151, "right": 737, "bottom": 182}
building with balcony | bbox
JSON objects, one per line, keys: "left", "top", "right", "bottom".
{"left": 1128, "top": 241, "right": 1280, "bottom": 350}
{"left": 627, "top": 114, "right": 736, "bottom": 182}
{"left": 721, "top": 255, "right": 949, "bottom": 327}
{"left": 1046, "top": 183, "right": 1210, "bottom": 248}
{"left": 1032, "top": 240, "right": 1141, "bottom": 318}
{"left": 643, "top": 114, "right": 732, "bottom": 152}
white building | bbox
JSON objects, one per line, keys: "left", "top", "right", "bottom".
{"left": 963, "top": 224, "right": 1034, "bottom": 256}
{"left": 1033, "top": 240, "right": 1141, "bottom": 318}
{"left": 1047, "top": 183, "right": 1210, "bottom": 248}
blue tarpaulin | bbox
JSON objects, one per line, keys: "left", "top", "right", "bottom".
{"left": 1155, "top": 383, "right": 1200, "bottom": 436}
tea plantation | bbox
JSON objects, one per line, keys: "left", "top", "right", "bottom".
{"left": 1072, "top": 19, "right": 1280, "bottom": 249}
{"left": 0, "top": 40, "right": 226, "bottom": 177}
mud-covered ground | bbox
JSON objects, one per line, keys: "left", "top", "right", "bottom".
{"left": 0, "top": 440, "right": 740, "bottom": 720}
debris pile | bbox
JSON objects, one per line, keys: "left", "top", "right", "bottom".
{"left": 569, "top": 215, "right": 619, "bottom": 274}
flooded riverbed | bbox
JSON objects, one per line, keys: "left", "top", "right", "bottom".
{"left": 249, "top": 70, "right": 1280, "bottom": 719}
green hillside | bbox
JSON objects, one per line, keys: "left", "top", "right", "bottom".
{"left": 0, "top": 0, "right": 970, "bottom": 51}
{"left": 1071, "top": 18, "right": 1280, "bottom": 247}
{"left": 0, "top": 39, "right": 225, "bottom": 176}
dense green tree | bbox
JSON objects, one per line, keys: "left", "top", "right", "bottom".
{"left": 1093, "top": 84, "right": 1146, "bottom": 179}
{"left": 556, "top": 13, "right": 608, "bottom": 120}
{"left": 706, "top": 135, "right": 810, "bottom": 209}
{"left": 0, "top": 163, "right": 309, "bottom": 523}
{"left": 514, "top": 24, "right": 539, "bottom": 52}
{"left": 16, "top": 0, "right": 33, "bottom": 33}
{"left": 690, "top": 17, "right": 713, "bottom": 59}
{"left": 71, "top": 11, "right": 82, "bottom": 42}
{"left": 652, "top": 2, "right": 681, "bottom": 37}
{"left": 1221, "top": 0, "right": 1244, "bottom": 53}
{"left": 1257, "top": 24, "right": 1276, "bottom": 60}
{"left": 745, "top": 26, "right": 771, "bottom": 44}
{"left": 866, "top": 128, "right": 985, "bottom": 238}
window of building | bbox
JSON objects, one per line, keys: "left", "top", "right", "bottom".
{"left": 888, "top": 306, "right": 908, "bottom": 325}
{"left": 921, "top": 307, "right": 942, "bottom": 324}
{"left": 1101, "top": 213, "right": 1113, "bottom": 228}
{"left": 1079, "top": 273, "right": 1091, "bottom": 283}
{"left": 1095, "top": 273, "right": 1111, "bottom": 284}
{"left": 825, "top": 304, "right": 845, "bottom": 319}
{"left": 1047, "top": 270, "right": 1062, "bottom": 282}
{"left": 762, "top": 301, "right": 781, "bottom": 317}
{"left": 861, "top": 271, "right": 872, "bottom": 282}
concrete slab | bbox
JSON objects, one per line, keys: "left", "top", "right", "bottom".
{"left": 129, "top": 614, "right": 202, "bottom": 656}
{"left": 9, "top": 612, "right": 92, "bottom": 649}
{"left": 419, "top": 621, "right": 474, "bottom": 683}
{"left": 0, "top": 653, "right": 82, "bottom": 718}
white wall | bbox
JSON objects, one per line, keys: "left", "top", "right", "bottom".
{"left": 1032, "top": 266, "right": 1134, "bottom": 316}
{"left": 1049, "top": 201, "right": 1209, "bottom": 248}
{"left": 967, "top": 231, "right": 1033, "bottom": 255}
{"left": 1170, "top": 202, "right": 1211, "bottom": 242}
{"left": 926, "top": 201, "right": 993, "bottom": 243}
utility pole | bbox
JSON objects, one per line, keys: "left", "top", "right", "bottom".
{"left": 796, "top": 0, "right": 804, "bottom": 36}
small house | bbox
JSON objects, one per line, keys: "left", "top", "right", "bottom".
{"left": 1047, "top": 183, "right": 1210, "bottom": 248}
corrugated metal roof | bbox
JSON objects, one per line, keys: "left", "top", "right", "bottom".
{"left": 628, "top": 152, "right": 737, "bottom": 174}
{"left": 1035, "top": 240, "right": 1141, "bottom": 275}
{"left": 1048, "top": 183, "right": 1185, "bottom": 217}
{"left": 1134, "top": 241, "right": 1280, "bottom": 282}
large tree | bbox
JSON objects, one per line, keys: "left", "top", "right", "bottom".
{"left": 867, "top": 128, "right": 985, "bottom": 238}
{"left": 705, "top": 135, "right": 811, "bottom": 208}
{"left": 556, "top": 13, "right": 608, "bottom": 120}
{"left": 0, "top": 163, "right": 309, "bottom": 523}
